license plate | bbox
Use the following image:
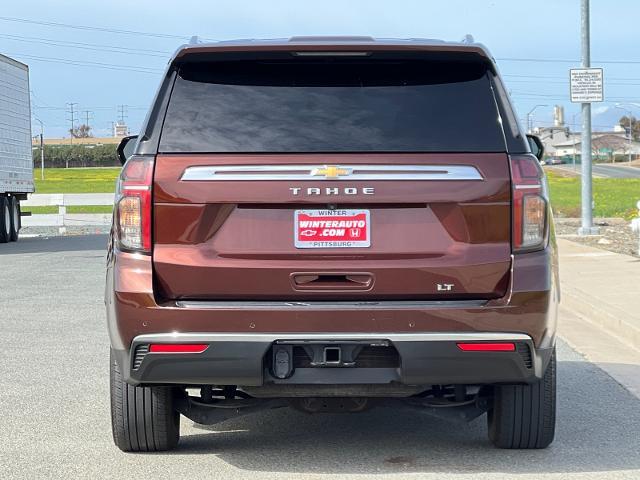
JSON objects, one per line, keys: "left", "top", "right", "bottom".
{"left": 294, "top": 209, "right": 370, "bottom": 248}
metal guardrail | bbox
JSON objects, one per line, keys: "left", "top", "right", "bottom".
{"left": 21, "top": 193, "right": 114, "bottom": 232}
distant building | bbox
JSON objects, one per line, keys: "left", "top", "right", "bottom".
{"left": 533, "top": 125, "right": 577, "bottom": 157}
{"left": 532, "top": 104, "right": 638, "bottom": 161}
{"left": 113, "top": 121, "right": 128, "bottom": 138}
{"left": 534, "top": 126, "right": 640, "bottom": 161}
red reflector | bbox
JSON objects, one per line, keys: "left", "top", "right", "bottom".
{"left": 149, "top": 344, "right": 208, "bottom": 354}
{"left": 457, "top": 342, "right": 515, "bottom": 352}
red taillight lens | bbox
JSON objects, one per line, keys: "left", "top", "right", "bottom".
{"left": 457, "top": 342, "right": 516, "bottom": 352}
{"left": 115, "top": 155, "right": 154, "bottom": 253}
{"left": 149, "top": 344, "right": 208, "bottom": 354}
{"left": 510, "top": 154, "right": 548, "bottom": 252}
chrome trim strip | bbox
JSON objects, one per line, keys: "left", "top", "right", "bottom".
{"left": 180, "top": 164, "right": 483, "bottom": 181}
{"left": 175, "top": 299, "right": 487, "bottom": 310}
{"left": 134, "top": 332, "right": 532, "bottom": 344}
{"left": 514, "top": 184, "right": 542, "bottom": 190}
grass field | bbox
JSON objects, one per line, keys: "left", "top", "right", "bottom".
{"left": 23, "top": 205, "right": 115, "bottom": 214}
{"left": 23, "top": 168, "right": 120, "bottom": 214}
{"left": 33, "top": 167, "right": 120, "bottom": 193}
{"left": 546, "top": 171, "right": 640, "bottom": 219}
{"left": 22, "top": 166, "right": 640, "bottom": 219}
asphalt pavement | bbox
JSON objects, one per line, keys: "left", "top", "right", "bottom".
{"left": 592, "top": 164, "right": 640, "bottom": 178}
{"left": 551, "top": 163, "right": 640, "bottom": 178}
{"left": 1, "top": 235, "right": 640, "bottom": 479}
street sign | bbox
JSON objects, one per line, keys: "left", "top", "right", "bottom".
{"left": 570, "top": 68, "right": 604, "bottom": 103}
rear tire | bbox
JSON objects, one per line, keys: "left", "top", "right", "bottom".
{"left": 0, "top": 197, "right": 10, "bottom": 243}
{"left": 9, "top": 196, "right": 19, "bottom": 242}
{"left": 110, "top": 350, "right": 180, "bottom": 452}
{"left": 487, "top": 346, "right": 556, "bottom": 449}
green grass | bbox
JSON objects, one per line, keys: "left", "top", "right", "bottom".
{"left": 547, "top": 171, "right": 640, "bottom": 219}
{"left": 22, "top": 205, "right": 114, "bottom": 214}
{"left": 33, "top": 167, "right": 120, "bottom": 193}
{"left": 23, "top": 168, "right": 120, "bottom": 214}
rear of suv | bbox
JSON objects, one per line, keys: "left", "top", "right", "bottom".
{"left": 106, "top": 36, "right": 558, "bottom": 452}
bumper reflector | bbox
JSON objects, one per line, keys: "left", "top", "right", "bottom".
{"left": 456, "top": 342, "right": 515, "bottom": 352}
{"left": 149, "top": 344, "right": 208, "bottom": 354}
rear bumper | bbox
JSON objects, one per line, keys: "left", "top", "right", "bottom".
{"left": 106, "top": 245, "right": 559, "bottom": 390}
{"left": 114, "top": 332, "right": 553, "bottom": 388}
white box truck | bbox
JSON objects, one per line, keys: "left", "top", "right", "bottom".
{"left": 0, "top": 53, "right": 33, "bottom": 243}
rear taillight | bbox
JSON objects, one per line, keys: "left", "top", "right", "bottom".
{"left": 149, "top": 344, "right": 208, "bottom": 354}
{"left": 510, "top": 154, "right": 549, "bottom": 253}
{"left": 457, "top": 342, "right": 516, "bottom": 352}
{"left": 115, "top": 155, "right": 154, "bottom": 253}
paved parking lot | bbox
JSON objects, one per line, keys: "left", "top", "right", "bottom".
{"left": 1, "top": 235, "right": 640, "bottom": 479}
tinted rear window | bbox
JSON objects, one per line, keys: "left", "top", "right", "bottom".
{"left": 159, "top": 60, "right": 505, "bottom": 153}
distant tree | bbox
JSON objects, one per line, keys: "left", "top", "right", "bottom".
{"left": 618, "top": 115, "right": 640, "bottom": 141}
{"left": 69, "top": 124, "right": 92, "bottom": 138}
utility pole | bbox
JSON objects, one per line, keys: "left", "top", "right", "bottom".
{"left": 117, "top": 104, "right": 128, "bottom": 123}
{"left": 67, "top": 102, "right": 78, "bottom": 152}
{"left": 629, "top": 116, "right": 633, "bottom": 164}
{"left": 66, "top": 102, "right": 78, "bottom": 169}
{"left": 83, "top": 110, "right": 93, "bottom": 129}
{"left": 578, "top": 0, "right": 598, "bottom": 235}
{"left": 571, "top": 112, "right": 579, "bottom": 171}
{"left": 40, "top": 133, "right": 44, "bottom": 179}
{"left": 614, "top": 104, "right": 634, "bottom": 164}
{"left": 33, "top": 117, "right": 44, "bottom": 180}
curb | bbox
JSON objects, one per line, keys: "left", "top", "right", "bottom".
{"left": 561, "top": 283, "right": 640, "bottom": 353}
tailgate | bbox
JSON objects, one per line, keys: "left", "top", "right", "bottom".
{"left": 152, "top": 153, "right": 511, "bottom": 300}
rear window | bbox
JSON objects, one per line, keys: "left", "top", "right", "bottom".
{"left": 159, "top": 59, "right": 506, "bottom": 153}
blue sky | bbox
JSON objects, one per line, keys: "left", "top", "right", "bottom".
{"left": 2, "top": 0, "right": 639, "bottom": 138}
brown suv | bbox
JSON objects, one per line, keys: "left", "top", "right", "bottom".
{"left": 106, "top": 36, "right": 558, "bottom": 452}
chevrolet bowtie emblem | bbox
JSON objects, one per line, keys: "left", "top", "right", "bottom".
{"left": 310, "top": 165, "right": 352, "bottom": 179}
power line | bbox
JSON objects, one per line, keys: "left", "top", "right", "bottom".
{"left": 1, "top": 15, "right": 639, "bottom": 65}
{"left": 497, "top": 57, "right": 640, "bottom": 65}
{"left": 28, "top": 103, "right": 148, "bottom": 111}
{"left": 505, "top": 78, "right": 640, "bottom": 86}
{"left": 504, "top": 73, "right": 640, "bottom": 81}
{"left": 510, "top": 90, "right": 639, "bottom": 101}
{"left": 0, "top": 33, "right": 169, "bottom": 57}
{"left": 0, "top": 15, "right": 197, "bottom": 40}
{"left": 29, "top": 89, "right": 55, "bottom": 109}
{"left": 3, "top": 51, "right": 163, "bottom": 74}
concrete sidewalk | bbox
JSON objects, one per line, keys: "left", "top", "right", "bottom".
{"left": 558, "top": 238, "right": 640, "bottom": 351}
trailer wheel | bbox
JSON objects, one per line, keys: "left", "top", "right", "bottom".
{"left": 9, "top": 196, "right": 20, "bottom": 242}
{"left": 0, "top": 197, "right": 10, "bottom": 243}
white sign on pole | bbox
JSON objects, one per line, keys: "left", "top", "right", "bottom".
{"left": 570, "top": 68, "right": 604, "bottom": 103}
